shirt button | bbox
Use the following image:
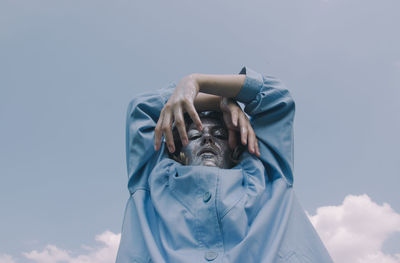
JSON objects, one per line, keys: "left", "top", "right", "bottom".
{"left": 203, "top": 192, "right": 212, "bottom": 203}
{"left": 204, "top": 251, "right": 218, "bottom": 261}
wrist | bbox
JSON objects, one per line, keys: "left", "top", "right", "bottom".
{"left": 188, "top": 73, "right": 202, "bottom": 93}
{"left": 217, "top": 96, "right": 224, "bottom": 111}
{"left": 219, "top": 97, "right": 228, "bottom": 111}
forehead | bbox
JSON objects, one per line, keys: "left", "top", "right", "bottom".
{"left": 188, "top": 117, "right": 225, "bottom": 131}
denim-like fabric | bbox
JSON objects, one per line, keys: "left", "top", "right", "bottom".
{"left": 116, "top": 67, "right": 333, "bottom": 263}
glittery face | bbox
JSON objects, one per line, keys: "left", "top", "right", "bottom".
{"left": 181, "top": 117, "right": 233, "bottom": 169}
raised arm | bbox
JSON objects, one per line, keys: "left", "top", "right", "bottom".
{"left": 126, "top": 82, "right": 253, "bottom": 182}
{"left": 236, "top": 67, "right": 295, "bottom": 184}
{"left": 154, "top": 74, "right": 249, "bottom": 152}
{"left": 125, "top": 88, "right": 172, "bottom": 182}
{"left": 128, "top": 67, "right": 294, "bottom": 184}
{"left": 153, "top": 66, "right": 295, "bottom": 184}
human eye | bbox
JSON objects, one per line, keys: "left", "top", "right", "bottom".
{"left": 213, "top": 129, "right": 228, "bottom": 140}
{"left": 188, "top": 132, "right": 201, "bottom": 140}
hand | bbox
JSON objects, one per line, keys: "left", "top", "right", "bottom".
{"left": 220, "top": 97, "right": 260, "bottom": 157}
{"left": 154, "top": 75, "right": 203, "bottom": 153}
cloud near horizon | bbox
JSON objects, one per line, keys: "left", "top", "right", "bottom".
{"left": 309, "top": 194, "right": 400, "bottom": 263}
{"left": 0, "top": 231, "right": 120, "bottom": 263}
{"left": 1, "top": 195, "right": 399, "bottom": 263}
{"left": 0, "top": 254, "right": 15, "bottom": 263}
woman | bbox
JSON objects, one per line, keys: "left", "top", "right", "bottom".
{"left": 116, "top": 67, "right": 333, "bottom": 263}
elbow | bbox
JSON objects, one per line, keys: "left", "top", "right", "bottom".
{"left": 283, "top": 89, "right": 295, "bottom": 113}
{"left": 269, "top": 87, "right": 296, "bottom": 115}
{"left": 263, "top": 75, "right": 295, "bottom": 111}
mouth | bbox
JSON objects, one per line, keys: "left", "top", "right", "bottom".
{"left": 198, "top": 147, "right": 218, "bottom": 157}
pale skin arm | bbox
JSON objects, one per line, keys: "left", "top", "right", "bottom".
{"left": 154, "top": 74, "right": 260, "bottom": 156}
{"left": 195, "top": 74, "right": 245, "bottom": 98}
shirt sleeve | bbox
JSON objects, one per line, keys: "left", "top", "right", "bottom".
{"left": 125, "top": 84, "right": 175, "bottom": 185}
{"left": 235, "top": 66, "right": 295, "bottom": 185}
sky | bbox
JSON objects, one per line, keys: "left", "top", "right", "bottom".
{"left": 0, "top": 0, "right": 399, "bottom": 262}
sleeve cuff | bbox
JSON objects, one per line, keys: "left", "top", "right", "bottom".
{"left": 235, "top": 66, "right": 264, "bottom": 104}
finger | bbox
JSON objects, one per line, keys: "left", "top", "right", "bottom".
{"left": 238, "top": 114, "right": 248, "bottom": 145}
{"left": 161, "top": 107, "right": 175, "bottom": 153}
{"left": 222, "top": 112, "right": 230, "bottom": 128}
{"left": 184, "top": 101, "right": 202, "bottom": 131}
{"left": 255, "top": 138, "right": 261, "bottom": 157}
{"left": 230, "top": 107, "right": 239, "bottom": 127}
{"left": 228, "top": 129, "right": 237, "bottom": 150}
{"left": 247, "top": 121, "right": 260, "bottom": 157}
{"left": 154, "top": 110, "right": 164, "bottom": 151}
{"left": 247, "top": 126, "right": 256, "bottom": 154}
{"left": 174, "top": 106, "right": 188, "bottom": 146}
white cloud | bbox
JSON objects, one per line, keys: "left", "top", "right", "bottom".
{"left": 309, "top": 194, "right": 400, "bottom": 263}
{"left": 22, "top": 231, "right": 120, "bottom": 263}
{"left": 0, "top": 254, "right": 16, "bottom": 263}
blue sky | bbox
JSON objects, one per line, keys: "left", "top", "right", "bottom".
{"left": 1, "top": 0, "right": 399, "bottom": 262}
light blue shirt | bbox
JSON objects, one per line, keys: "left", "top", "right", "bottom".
{"left": 116, "top": 67, "right": 333, "bottom": 263}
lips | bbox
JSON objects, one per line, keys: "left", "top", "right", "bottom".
{"left": 198, "top": 147, "right": 218, "bottom": 156}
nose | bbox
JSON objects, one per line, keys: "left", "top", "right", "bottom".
{"left": 201, "top": 132, "right": 214, "bottom": 145}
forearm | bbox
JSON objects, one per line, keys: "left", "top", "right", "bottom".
{"left": 191, "top": 74, "right": 246, "bottom": 98}
{"left": 193, "top": 93, "right": 222, "bottom": 112}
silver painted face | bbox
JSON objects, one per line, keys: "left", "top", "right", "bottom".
{"left": 181, "top": 118, "right": 233, "bottom": 169}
